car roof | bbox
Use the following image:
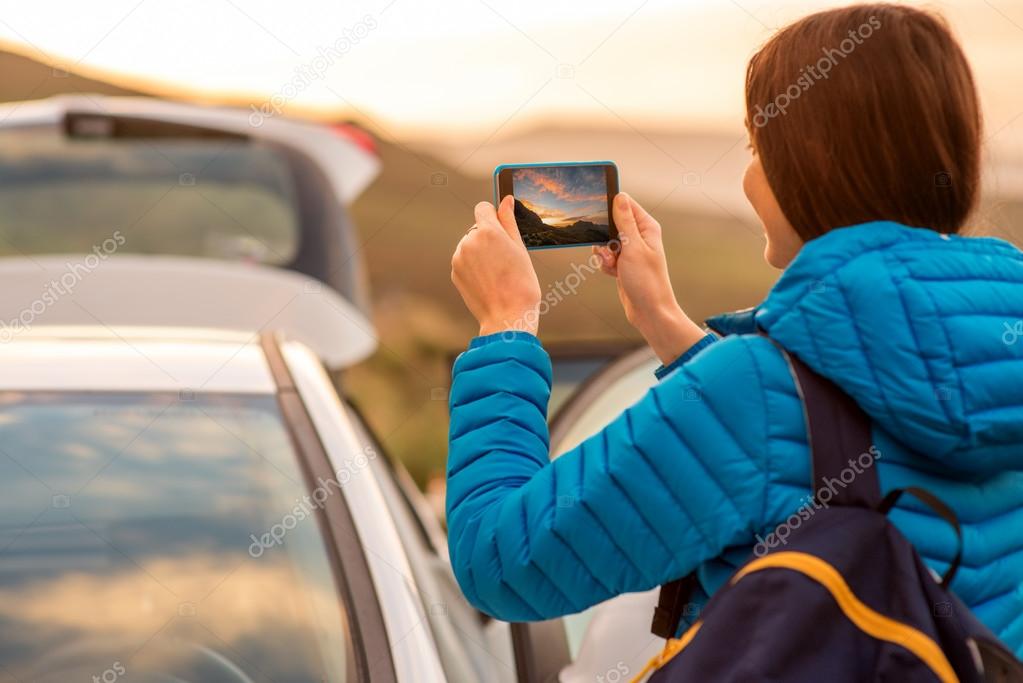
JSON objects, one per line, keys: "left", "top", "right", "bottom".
{"left": 0, "top": 256, "right": 377, "bottom": 370}
{"left": 0, "top": 326, "right": 276, "bottom": 393}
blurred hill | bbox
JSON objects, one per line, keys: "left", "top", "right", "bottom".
{"left": 0, "top": 48, "right": 144, "bottom": 101}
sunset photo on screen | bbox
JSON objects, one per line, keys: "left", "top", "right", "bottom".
{"left": 511, "top": 165, "right": 610, "bottom": 247}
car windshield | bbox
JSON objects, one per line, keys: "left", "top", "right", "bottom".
{"left": 0, "top": 392, "right": 354, "bottom": 683}
{"left": 0, "top": 127, "right": 299, "bottom": 264}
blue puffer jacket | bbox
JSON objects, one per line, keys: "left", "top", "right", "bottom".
{"left": 446, "top": 221, "right": 1023, "bottom": 654}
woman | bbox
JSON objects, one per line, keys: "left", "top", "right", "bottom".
{"left": 447, "top": 3, "right": 1023, "bottom": 655}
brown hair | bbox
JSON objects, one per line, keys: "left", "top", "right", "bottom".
{"left": 745, "top": 4, "right": 982, "bottom": 239}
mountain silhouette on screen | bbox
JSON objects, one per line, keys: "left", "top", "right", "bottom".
{"left": 513, "top": 199, "right": 609, "bottom": 247}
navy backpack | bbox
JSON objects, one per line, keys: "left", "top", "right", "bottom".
{"left": 638, "top": 346, "right": 1023, "bottom": 683}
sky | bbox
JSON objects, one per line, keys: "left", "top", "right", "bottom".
{"left": 0, "top": 0, "right": 1021, "bottom": 146}
{"left": 513, "top": 166, "right": 609, "bottom": 227}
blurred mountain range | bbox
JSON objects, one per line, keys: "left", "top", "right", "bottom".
{"left": 0, "top": 48, "right": 140, "bottom": 100}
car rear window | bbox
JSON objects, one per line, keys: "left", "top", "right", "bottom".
{"left": 0, "top": 127, "right": 299, "bottom": 264}
{"left": 0, "top": 392, "right": 354, "bottom": 683}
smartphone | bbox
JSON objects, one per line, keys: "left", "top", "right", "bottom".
{"left": 494, "top": 161, "right": 619, "bottom": 250}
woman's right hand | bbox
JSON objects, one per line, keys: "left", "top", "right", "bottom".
{"left": 594, "top": 193, "right": 707, "bottom": 364}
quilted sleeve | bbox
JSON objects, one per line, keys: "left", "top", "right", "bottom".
{"left": 654, "top": 332, "right": 719, "bottom": 380}
{"left": 446, "top": 331, "right": 772, "bottom": 621}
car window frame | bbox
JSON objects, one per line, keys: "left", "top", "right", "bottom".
{"left": 261, "top": 335, "right": 396, "bottom": 683}
{"left": 341, "top": 397, "right": 445, "bottom": 555}
{"left": 342, "top": 394, "right": 521, "bottom": 683}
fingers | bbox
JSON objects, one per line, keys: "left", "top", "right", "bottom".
{"left": 451, "top": 233, "right": 467, "bottom": 282}
{"left": 474, "top": 201, "right": 502, "bottom": 232}
{"left": 613, "top": 192, "right": 663, "bottom": 251}
{"left": 592, "top": 245, "right": 618, "bottom": 276}
{"left": 612, "top": 192, "right": 640, "bottom": 243}
{"left": 626, "top": 192, "right": 654, "bottom": 224}
{"left": 496, "top": 195, "right": 523, "bottom": 243}
{"left": 451, "top": 235, "right": 466, "bottom": 286}
{"left": 476, "top": 200, "right": 515, "bottom": 235}
{"left": 619, "top": 191, "right": 661, "bottom": 241}
{"left": 452, "top": 222, "right": 480, "bottom": 270}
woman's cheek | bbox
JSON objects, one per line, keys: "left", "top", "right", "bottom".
{"left": 742, "top": 161, "right": 756, "bottom": 204}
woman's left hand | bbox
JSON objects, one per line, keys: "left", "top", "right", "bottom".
{"left": 451, "top": 196, "right": 542, "bottom": 337}
{"left": 593, "top": 193, "right": 707, "bottom": 364}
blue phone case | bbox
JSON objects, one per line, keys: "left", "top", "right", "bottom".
{"left": 493, "top": 161, "right": 619, "bottom": 251}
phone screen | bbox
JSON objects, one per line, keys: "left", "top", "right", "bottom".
{"left": 494, "top": 162, "right": 618, "bottom": 249}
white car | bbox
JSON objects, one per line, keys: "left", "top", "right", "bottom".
{"left": 0, "top": 262, "right": 672, "bottom": 683}
{"left": 0, "top": 96, "right": 523, "bottom": 682}
{"left": 0, "top": 259, "right": 524, "bottom": 683}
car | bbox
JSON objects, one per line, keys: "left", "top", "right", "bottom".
{"left": 0, "top": 94, "right": 379, "bottom": 313}
{"left": 0, "top": 259, "right": 524, "bottom": 683}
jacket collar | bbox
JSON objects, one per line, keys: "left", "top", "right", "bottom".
{"left": 705, "top": 307, "right": 760, "bottom": 337}
{"left": 705, "top": 222, "right": 935, "bottom": 337}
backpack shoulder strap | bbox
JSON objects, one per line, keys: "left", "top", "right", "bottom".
{"left": 651, "top": 338, "right": 882, "bottom": 638}
{"left": 650, "top": 573, "right": 700, "bottom": 639}
{"left": 779, "top": 345, "right": 881, "bottom": 507}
